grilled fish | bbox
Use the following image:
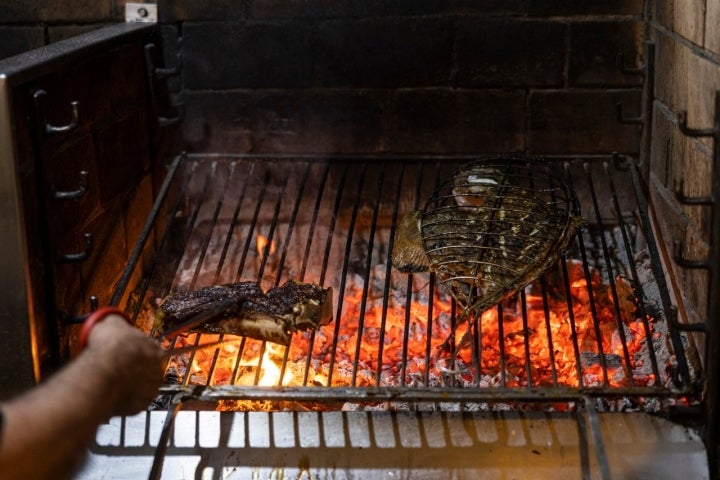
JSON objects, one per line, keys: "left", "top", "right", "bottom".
{"left": 155, "top": 281, "right": 333, "bottom": 345}
{"left": 392, "top": 157, "right": 583, "bottom": 316}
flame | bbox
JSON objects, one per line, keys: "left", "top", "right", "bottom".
{"left": 258, "top": 343, "right": 293, "bottom": 386}
{"left": 256, "top": 234, "right": 276, "bottom": 257}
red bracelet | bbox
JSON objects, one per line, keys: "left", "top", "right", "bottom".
{"left": 78, "top": 306, "right": 133, "bottom": 351}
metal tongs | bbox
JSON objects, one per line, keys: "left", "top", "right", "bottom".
{"left": 154, "top": 296, "right": 243, "bottom": 355}
{"left": 78, "top": 299, "right": 241, "bottom": 355}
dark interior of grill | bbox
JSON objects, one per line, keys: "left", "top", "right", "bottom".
{"left": 0, "top": 2, "right": 718, "bottom": 479}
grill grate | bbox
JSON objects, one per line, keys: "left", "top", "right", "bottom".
{"left": 118, "top": 154, "right": 699, "bottom": 406}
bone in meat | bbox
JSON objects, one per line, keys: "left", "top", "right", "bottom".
{"left": 155, "top": 281, "right": 333, "bottom": 345}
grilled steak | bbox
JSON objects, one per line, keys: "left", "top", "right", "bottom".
{"left": 392, "top": 157, "right": 583, "bottom": 317}
{"left": 155, "top": 281, "right": 333, "bottom": 345}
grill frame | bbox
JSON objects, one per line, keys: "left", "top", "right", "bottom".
{"left": 112, "top": 152, "right": 700, "bottom": 407}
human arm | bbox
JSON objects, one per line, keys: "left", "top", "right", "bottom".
{"left": 0, "top": 314, "right": 164, "bottom": 480}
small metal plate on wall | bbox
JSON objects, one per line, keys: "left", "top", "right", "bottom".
{"left": 126, "top": 3, "right": 157, "bottom": 23}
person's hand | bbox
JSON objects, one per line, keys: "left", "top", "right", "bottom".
{"left": 84, "top": 315, "right": 165, "bottom": 416}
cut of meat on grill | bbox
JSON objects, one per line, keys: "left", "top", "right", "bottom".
{"left": 154, "top": 281, "right": 333, "bottom": 345}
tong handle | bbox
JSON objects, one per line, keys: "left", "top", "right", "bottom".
{"left": 159, "top": 296, "right": 242, "bottom": 340}
{"left": 78, "top": 307, "right": 133, "bottom": 350}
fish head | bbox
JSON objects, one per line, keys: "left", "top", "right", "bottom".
{"left": 451, "top": 167, "right": 505, "bottom": 207}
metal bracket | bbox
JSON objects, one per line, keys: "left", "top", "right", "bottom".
{"left": 143, "top": 42, "right": 185, "bottom": 126}
{"left": 145, "top": 43, "right": 183, "bottom": 80}
{"left": 33, "top": 90, "right": 80, "bottom": 135}
{"left": 673, "top": 239, "right": 710, "bottom": 269}
{"left": 677, "top": 110, "right": 718, "bottom": 137}
{"left": 616, "top": 103, "right": 643, "bottom": 125}
{"left": 667, "top": 304, "right": 707, "bottom": 333}
{"left": 611, "top": 152, "right": 634, "bottom": 171}
{"left": 64, "top": 296, "right": 99, "bottom": 325}
{"left": 674, "top": 178, "right": 714, "bottom": 206}
{"left": 616, "top": 51, "right": 645, "bottom": 76}
{"left": 53, "top": 170, "right": 88, "bottom": 200}
{"left": 58, "top": 233, "right": 93, "bottom": 263}
{"left": 125, "top": 2, "right": 157, "bottom": 23}
{"left": 158, "top": 103, "right": 185, "bottom": 126}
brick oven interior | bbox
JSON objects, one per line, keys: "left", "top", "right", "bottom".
{"left": 1, "top": 1, "right": 719, "bottom": 479}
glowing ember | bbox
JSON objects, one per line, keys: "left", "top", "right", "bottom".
{"left": 163, "top": 259, "right": 656, "bottom": 392}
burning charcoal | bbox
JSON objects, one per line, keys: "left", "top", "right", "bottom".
{"left": 580, "top": 352, "right": 623, "bottom": 369}
{"left": 155, "top": 280, "right": 333, "bottom": 345}
{"left": 614, "top": 275, "right": 639, "bottom": 319}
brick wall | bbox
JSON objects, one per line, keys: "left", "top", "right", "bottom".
{"left": 648, "top": 2, "right": 720, "bottom": 329}
{"left": 0, "top": 1, "right": 647, "bottom": 155}
{"left": 0, "top": 1, "right": 126, "bottom": 59}
{"left": 163, "top": 1, "right": 646, "bottom": 155}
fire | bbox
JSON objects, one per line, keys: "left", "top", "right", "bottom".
{"left": 257, "top": 343, "right": 293, "bottom": 386}
{"left": 166, "top": 260, "right": 656, "bottom": 394}
{"left": 256, "top": 234, "right": 276, "bottom": 257}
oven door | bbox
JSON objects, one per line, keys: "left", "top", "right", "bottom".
{"left": 0, "top": 22, "right": 161, "bottom": 396}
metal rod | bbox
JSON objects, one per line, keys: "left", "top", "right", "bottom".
{"left": 252, "top": 160, "right": 291, "bottom": 386}
{"left": 627, "top": 162, "right": 693, "bottom": 390}
{"left": 155, "top": 384, "right": 678, "bottom": 403}
{"left": 255, "top": 160, "right": 290, "bottom": 281}
{"left": 583, "top": 162, "right": 636, "bottom": 387}
{"left": 422, "top": 163, "right": 442, "bottom": 387}
{"left": 560, "top": 256, "right": 585, "bottom": 387}
{"left": 273, "top": 162, "right": 312, "bottom": 384}
{"left": 540, "top": 277, "right": 560, "bottom": 387}
{"left": 204, "top": 160, "right": 255, "bottom": 384}
{"left": 603, "top": 161, "right": 662, "bottom": 384}
{"left": 332, "top": 160, "right": 372, "bottom": 386}
{"left": 703, "top": 91, "right": 720, "bottom": 480}
{"left": 584, "top": 397, "right": 612, "bottom": 480}
{"left": 127, "top": 154, "right": 195, "bottom": 326}
{"left": 172, "top": 162, "right": 222, "bottom": 386}
{"left": 300, "top": 162, "right": 331, "bottom": 386}
{"left": 496, "top": 303, "right": 508, "bottom": 388}
{"left": 147, "top": 393, "right": 185, "bottom": 480}
{"left": 377, "top": 163, "right": 405, "bottom": 386}
{"left": 324, "top": 162, "right": 354, "bottom": 386}
{"left": 574, "top": 406, "right": 592, "bottom": 480}
{"left": 189, "top": 161, "right": 232, "bottom": 288}
{"left": 273, "top": 161, "right": 312, "bottom": 288}
{"left": 639, "top": 42, "right": 656, "bottom": 172}
{"left": 565, "top": 166, "right": 611, "bottom": 387}
{"left": 233, "top": 168, "right": 270, "bottom": 283}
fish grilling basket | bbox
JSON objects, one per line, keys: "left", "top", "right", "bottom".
{"left": 392, "top": 157, "right": 583, "bottom": 321}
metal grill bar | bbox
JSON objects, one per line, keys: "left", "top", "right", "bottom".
{"left": 603, "top": 162, "right": 662, "bottom": 383}
{"left": 119, "top": 154, "right": 700, "bottom": 406}
{"left": 582, "top": 163, "right": 636, "bottom": 387}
